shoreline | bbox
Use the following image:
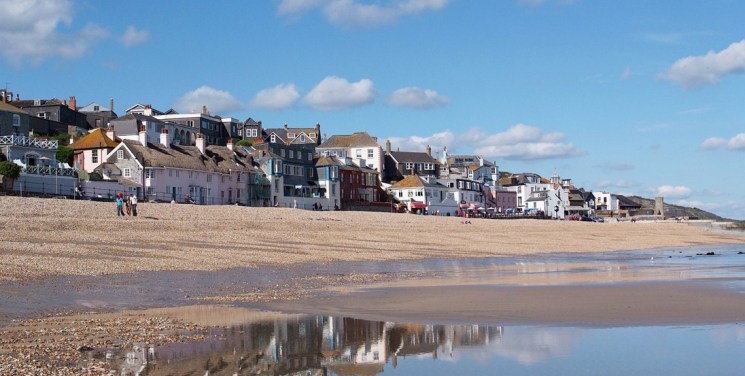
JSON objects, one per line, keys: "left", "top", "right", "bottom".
{"left": 1, "top": 196, "right": 745, "bottom": 373}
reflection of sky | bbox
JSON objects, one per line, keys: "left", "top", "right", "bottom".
{"left": 436, "top": 327, "right": 580, "bottom": 366}
{"left": 387, "top": 325, "right": 745, "bottom": 376}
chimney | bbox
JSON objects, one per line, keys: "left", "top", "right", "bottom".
{"left": 160, "top": 128, "right": 169, "bottom": 149}
{"left": 196, "top": 133, "right": 205, "bottom": 154}
{"left": 426, "top": 144, "right": 431, "bottom": 157}
{"left": 226, "top": 138, "right": 233, "bottom": 151}
{"left": 106, "top": 125, "right": 116, "bottom": 140}
{"left": 385, "top": 139, "right": 391, "bottom": 155}
{"left": 201, "top": 105, "right": 208, "bottom": 115}
{"left": 139, "top": 123, "right": 147, "bottom": 147}
{"left": 110, "top": 98, "right": 114, "bottom": 114}
{"left": 143, "top": 104, "right": 152, "bottom": 117}
{"left": 69, "top": 96, "right": 76, "bottom": 110}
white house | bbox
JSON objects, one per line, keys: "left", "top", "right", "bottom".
{"left": 388, "top": 174, "right": 458, "bottom": 215}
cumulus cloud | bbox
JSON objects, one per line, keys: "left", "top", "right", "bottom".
{"left": 700, "top": 134, "right": 745, "bottom": 151}
{"left": 384, "top": 124, "right": 583, "bottom": 161}
{"left": 0, "top": 0, "right": 108, "bottom": 65}
{"left": 469, "top": 124, "right": 584, "bottom": 160}
{"left": 277, "top": 0, "right": 450, "bottom": 28}
{"left": 120, "top": 26, "right": 149, "bottom": 47}
{"left": 388, "top": 86, "right": 449, "bottom": 108}
{"left": 250, "top": 83, "right": 300, "bottom": 110}
{"left": 304, "top": 76, "right": 375, "bottom": 110}
{"left": 174, "top": 86, "right": 243, "bottom": 114}
{"left": 656, "top": 185, "right": 692, "bottom": 199}
{"left": 658, "top": 39, "right": 745, "bottom": 89}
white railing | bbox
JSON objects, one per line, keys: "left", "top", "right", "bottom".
{"left": 0, "top": 135, "right": 58, "bottom": 149}
{"left": 23, "top": 166, "right": 77, "bottom": 176}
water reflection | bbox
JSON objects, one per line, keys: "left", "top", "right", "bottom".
{"left": 104, "top": 312, "right": 504, "bottom": 375}
{"left": 94, "top": 309, "right": 745, "bottom": 375}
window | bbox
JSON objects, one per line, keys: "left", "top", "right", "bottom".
{"left": 95, "top": 119, "right": 101, "bottom": 127}
{"left": 91, "top": 150, "right": 98, "bottom": 164}
{"left": 288, "top": 132, "right": 296, "bottom": 139}
{"left": 207, "top": 174, "right": 212, "bottom": 182}
{"left": 175, "top": 170, "right": 179, "bottom": 177}
{"left": 145, "top": 169, "right": 154, "bottom": 179}
{"left": 237, "top": 173, "right": 241, "bottom": 182}
{"left": 280, "top": 149, "right": 285, "bottom": 157}
{"left": 187, "top": 120, "right": 194, "bottom": 127}
{"left": 424, "top": 163, "right": 434, "bottom": 170}
{"left": 270, "top": 134, "right": 276, "bottom": 143}
{"left": 12, "top": 114, "right": 20, "bottom": 127}
{"left": 147, "top": 187, "right": 155, "bottom": 195}
{"left": 405, "top": 162, "right": 414, "bottom": 170}
{"left": 309, "top": 132, "right": 316, "bottom": 138}
{"left": 299, "top": 135, "right": 305, "bottom": 142}
{"left": 124, "top": 168, "right": 131, "bottom": 178}
{"left": 367, "top": 149, "right": 374, "bottom": 158}
{"left": 117, "top": 150, "right": 124, "bottom": 160}
{"left": 289, "top": 150, "right": 294, "bottom": 159}
{"left": 308, "top": 152, "right": 313, "bottom": 161}
{"left": 356, "top": 149, "right": 362, "bottom": 158}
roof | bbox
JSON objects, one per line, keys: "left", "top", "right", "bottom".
{"left": 121, "top": 140, "right": 257, "bottom": 174}
{"left": 70, "top": 128, "right": 119, "bottom": 150}
{"left": 0, "top": 101, "right": 27, "bottom": 114}
{"left": 318, "top": 132, "right": 379, "bottom": 148}
{"left": 390, "top": 174, "right": 426, "bottom": 189}
{"left": 388, "top": 151, "right": 439, "bottom": 164}
{"left": 617, "top": 195, "right": 642, "bottom": 208}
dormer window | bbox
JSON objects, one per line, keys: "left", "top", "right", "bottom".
{"left": 270, "top": 134, "right": 276, "bottom": 143}
{"left": 288, "top": 132, "right": 296, "bottom": 139}
{"left": 93, "top": 105, "right": 100, "bottom": 111}
{"left": 299, "top": 135, "right": 305, "bottom": 142}
{"left": 309, "top": 132, "right": 316, "bottom": 138}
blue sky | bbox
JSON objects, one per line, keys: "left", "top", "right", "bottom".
{"left": 2, "top": 0, "right": 744, "bottom": 219}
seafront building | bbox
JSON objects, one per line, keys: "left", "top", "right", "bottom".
{"left": 0, "top": 93, "right": 622, "bottom": 217}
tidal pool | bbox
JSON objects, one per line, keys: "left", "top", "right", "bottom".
{"left": 102, "top": 312, "right": 745, "bottom": 376}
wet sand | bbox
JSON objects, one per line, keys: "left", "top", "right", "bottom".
{"left": 1, "top": 196, "right": 745, "bottom": 373}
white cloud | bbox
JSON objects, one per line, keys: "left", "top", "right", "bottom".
{"left": 250, "top": 83, "right": 300, "bottom": 110}
{"left": 700, "top": 137, "right": 728, "bottom": 150}
{"left": 385, "top": 124, "right": 583, "bottom": 161}
{"left": 174, "top": 86, "right": 243, "bottom": 114}
{"left": 120, "top": 26, "right": 149, "bottom": 47}
{"left": 304, "top": 76, "right": 375, "bottom": 110}
{"left": 0, "top": 0, "right": 107, "bottom": 65}
{"left": 656, "top": 185, "right": 692, "bottom": 199}
{"left": 277, "top": 0, "right": 450, "bottom": 28}
{"left": 658, "top": 39, "right": 745, "bottom": 88}
{"left": 388, "top": 86, "right": 449, "bottom": 108}
{"left": 700, "top": 133, "right": 745, "bottom": 151}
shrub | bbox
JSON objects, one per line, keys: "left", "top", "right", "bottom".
{"left": 0, "top": 161, "right": 21, "bottom": 179}
{"left": 235, "top": 139, "right": 253, "bottom": 147}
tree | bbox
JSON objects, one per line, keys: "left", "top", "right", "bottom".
{"left": 0, "top": 161, "right": 21, "bottom": 192}
{"left": 235, "top": 139, "right": 253, "bottom": 147}
{"left": 56, "top": 145, "right": 74, "bottom": 165}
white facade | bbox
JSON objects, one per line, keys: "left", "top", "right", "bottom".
{"left": 506, "top": 183, "right": 552, "bottom": 210}
{"left": 593, "top": 191, "right": 618, "bottom": 211}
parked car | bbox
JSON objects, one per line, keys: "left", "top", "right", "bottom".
{"left": 592, "top": 216, "right": 605, "bottom": 223}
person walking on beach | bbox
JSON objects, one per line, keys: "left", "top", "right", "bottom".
{"left": 129, "top": 194, "right": 138, "bottom": 216}
{"left": 116, "top": 193, "right": 124, "bottom": 216}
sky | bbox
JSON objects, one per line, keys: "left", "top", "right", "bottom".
{"left": 1, "top": 0, "right": 744, "bottom": 219}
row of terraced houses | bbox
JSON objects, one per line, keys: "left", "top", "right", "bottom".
{"left": 0, "top": 90, "right": 642, "bottom": 217}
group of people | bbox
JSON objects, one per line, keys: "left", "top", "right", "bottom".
{"left": 312, "top": 202, "right": 323, "bottom": 211}
{"left": 115, "top": 193, "right": 138, "bottom": 217}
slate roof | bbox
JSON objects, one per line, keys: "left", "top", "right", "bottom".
{"left": 121, "top": 140, "right": 257, "bottom": 174}
{"left": 388, "top": 151, "right": 439, "bottom": 164}
{"left": 389, "top": 174, "right": 442, "bottom": 189}
{"left": 70, "top": 128, "right": 119, "bottom": 150}
{"left": 616, "top": 195, "right": 642, "bottom": 209}
{"left": 318, "top": 132, "right": 378, "bottom": 148}
{"left": 0, "top": 101, "right": 27, "bottom": 114}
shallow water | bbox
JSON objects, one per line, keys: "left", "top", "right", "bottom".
{"left": 98, "top": 312, "right": 745, "bottom": 376}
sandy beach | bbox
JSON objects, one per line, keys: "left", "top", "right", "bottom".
{"left": 1, "top": 196, "right": 745, "bottom": 374}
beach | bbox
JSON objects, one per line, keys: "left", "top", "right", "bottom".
{"left": 1, "top": 196, "right": 745, "bottom": 374}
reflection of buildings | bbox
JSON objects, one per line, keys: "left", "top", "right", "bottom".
{"left": 112, "top": 314, "right": 502, "bottom": 375}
